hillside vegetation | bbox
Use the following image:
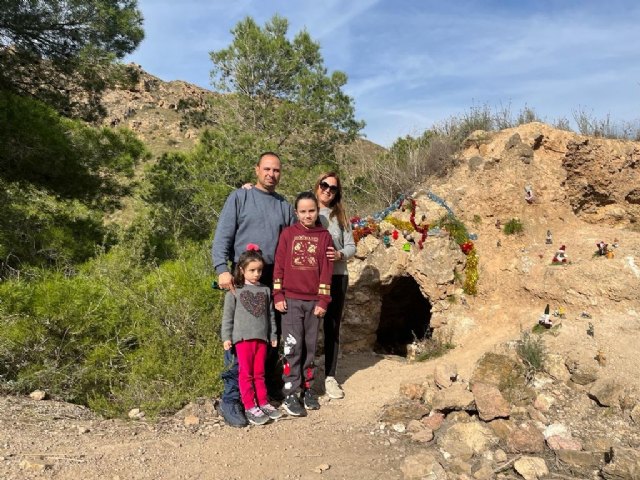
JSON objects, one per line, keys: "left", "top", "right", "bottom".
{"left": 2, "top": 8, "right": 639, "bottom": 421}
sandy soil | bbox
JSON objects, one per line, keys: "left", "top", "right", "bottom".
{"left": 0, "top": 317, "right": 519, "bottom": 480}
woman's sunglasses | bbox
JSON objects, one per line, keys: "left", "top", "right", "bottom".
{"left": 319, "top": 181, "right": 339, "bottom": 194}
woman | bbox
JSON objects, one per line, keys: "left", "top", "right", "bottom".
{"left": 314, "top": 172, "right": 356, "bottom": 399}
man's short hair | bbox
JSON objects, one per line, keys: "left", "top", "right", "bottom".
{"left": 257, "top": 151, "right": 280, "bottom": 166}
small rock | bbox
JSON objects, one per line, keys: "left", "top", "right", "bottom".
{"left": 494, "top": 449, "right": 508, "bottom": 463}
{"left": 77, "top": 426, "right": 90, "bottom": 434}
{"left": 29, "top": 390, "right": 47, "bottom": 401}
{"left": 630, "top": 404, "right": 640, "bottom": 424}
{"left": 379, "top": 400, "right": 429, "bottom": 424}
{"left": 513, "top": 456, "right": 548, "bottom": 480}
{"left": 400, "top": 452, "right": 447, "bottom": 479}
{"left": 399, "top": 382, "right": 426, "bottom": 400}
{"left": 588, "top": 378, "right": 625, "bottom": 407}
{"left": 544, "top": 354, "right": 571, "bottom": 382}
{"left": 184, "top": 415, "right": 200, "bottom": 426}
{"left": 128, "top": 408, "right": 145, "bottom": 420}
{"left": 472, "top": 382, "right": 510, "bottom": 421}
{"left": 556, "top": 449, "right": 605, "bottom": 476}
{"left": 507, "top": 422, "right": 545, "bottom": 453}
{"left": 543, "top": 423, "right": 569, "bottom": 439}
{"left": 422, "top": 412, "right": 445, "bottom": 431}
{"left": 313, "top": 463, "right": 330, "bottom": 474}
{"left": 602, "top": 447, "right": 640, "bottom": 480}
{"left": 546, "top": 435, "right": 582, "bottom": 451}
{"left": 410, "top": 428, "right": 434, "bottom": 443}
{"left": 526, "top": 406, "right": 548, "bottom": 425}
{"left": 432, "top": 383, "right": 475, "bottom": 412}
{"left": 19, "top": 458, "right": 52, "bottom": 471}
{"left": 473, "top": 465, "right": 494, "bottom": 480}
{"left": 392, "top": 423, "right": 406, "bottom": 433}
{"left": 533, "top": 393, "right": 554, "bottom": 412}
{"left": 406, "top": 420, "right": 423, "bottom": 433}
{"left": 435, "top": 363, "right": 458, "bottom": 388}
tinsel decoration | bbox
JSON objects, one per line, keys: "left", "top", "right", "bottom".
{"left": 463, "top": 248, "right": 479, "bottom": 295}
{"left": 401, "top": 198, "right": 429, "bottom": 250}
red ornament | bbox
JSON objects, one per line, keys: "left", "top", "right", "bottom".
{"left": 460, "top": 241, "right": 474, "bottom": 255}
{"left": 392, "top": 230, "right": 399, "bottom": 240}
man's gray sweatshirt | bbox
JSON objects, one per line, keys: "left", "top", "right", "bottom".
{"left": 212, "top": 187, "right": 296, "bottom": 274}
{"left": 221, "top": 284, "right": 277, "bottom": 344}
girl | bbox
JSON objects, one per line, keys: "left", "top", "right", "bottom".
{"left": 220, "top": 245, "right": 282, "bottom": 425}
{"left": 314, "top": 172, "right": 356, "bottom": 400}
{"left": 273, "top": 192, "right": 333, "bottom": 416}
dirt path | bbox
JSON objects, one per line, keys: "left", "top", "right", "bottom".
{"left": 0, "top": 317, "right": 519, "bottom": 480}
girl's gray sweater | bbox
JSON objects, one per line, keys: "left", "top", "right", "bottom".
{"left": 221, "top": 283, "right": 277, "bottom": 344}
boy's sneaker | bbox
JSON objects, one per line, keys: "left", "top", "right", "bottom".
{"left": 282, "top": 394, "right": 305, "bottom": 417}
{"left": 245, "top": 406, "right": 269, "bottom": 425}
{"left": 218, "top": 400, "right": 248, "bottom": 428}
{"left": 303, "top": 390, "right": 320, "bottom": 410}
{"left": 324, "top": 376, "right": 344, "bottom": 399}
{"left": 260, "top": 403, "right": 282, "bottom": 420}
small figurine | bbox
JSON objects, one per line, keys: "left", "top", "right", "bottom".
{"left": 496, "top": 240, "right": 501, "bottom": 247}
{"left": 524, "top": 185, "right": 535, "bottom": 204}
{"left": 495, "top": 219, "right": 501, "bottom": 230}
{"left": 538, "top": 304, "right": 552, "bottom": 328}
{"left": 552, "top": 245, "right": 568, "bottom": 264}
{"left": 402, "top": 242, "right": 411, "bottom": 252}
{"left": 545, "top": 230, "right": 553, "bottom": 245}
{"left": 383, "top": 233, "right": 391, "bottom": 248}
{"left": 596, "top": 241, "right": 608, "bottom": 256}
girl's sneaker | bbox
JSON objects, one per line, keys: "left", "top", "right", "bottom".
{"left": 303, "top": 390, "right": 320, "bottom": 410}
{"left": 282, "top": 394, "right": 305, "bottom": 417}
{"left": 245, "top": 406, "right": 269, "bottom": 425}
{"left": 260, "top": 403, "right": 282, "bottom": 420}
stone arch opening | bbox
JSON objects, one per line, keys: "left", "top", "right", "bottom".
{"left": 374, "top": 275, "right": 432, "bottom": 356}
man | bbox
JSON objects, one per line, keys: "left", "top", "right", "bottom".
{"left": 212, "top": 152, "right": 296, "bottom": 427}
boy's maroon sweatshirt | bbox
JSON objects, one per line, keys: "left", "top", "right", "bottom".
{"left": 273, "top": 222, "right": 334, "bottom": 309}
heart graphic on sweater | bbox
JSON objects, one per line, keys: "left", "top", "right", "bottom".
{"left": 239, "top": 290, "right": 267, "bottom": 318}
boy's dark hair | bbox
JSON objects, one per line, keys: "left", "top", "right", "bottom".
{"left": 233, "top": 248, "right": 265, "bottom": 287}
{"left": 294, "top": 191, "right": 318, "bottom": 210}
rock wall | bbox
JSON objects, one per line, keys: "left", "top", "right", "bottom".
{"left": 342, "top": 218, "right": 467, "bottom": 352}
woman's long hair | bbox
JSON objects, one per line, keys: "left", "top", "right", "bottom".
{"left": 314, "top": 172, "right": 348, "bottom": 230}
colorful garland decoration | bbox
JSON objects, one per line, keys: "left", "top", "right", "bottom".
{"left": 349, "top": 191, "right": 479, "bottom": 295}
{"left": 401, "top": 197, "right": 429, "bottom": 249}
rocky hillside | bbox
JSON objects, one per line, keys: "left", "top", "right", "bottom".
{"left": 338, "top": 122, "right": 640, "bottom": 478}
{"left": 100, "top": 64, "right": 217, "bottom": 155}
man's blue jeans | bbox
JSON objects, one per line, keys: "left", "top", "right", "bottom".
{"left": 221, "top": 348, "right": 240, "bottom": 404}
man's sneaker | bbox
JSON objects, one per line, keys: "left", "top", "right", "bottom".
{"left": 260, "top": 403, "right": 282, "bottom": 420}
{"left": 218, "top": 400, "right": 248, "bottom": 428}
{"left": 245, "top": 406, "right": 269, "bottom": 425}
{"left": 282, "top": 394, "right": 305, "bottom": 417}
{"left": 324, "top": 376, "right": 344, "bottom": 399}
{"left": 303, "top": 390, "right": 320, "bottom": 410}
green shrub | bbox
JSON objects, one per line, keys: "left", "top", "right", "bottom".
{"left": 516, "top": 331, "right": 546, "bottom": 380}
{"left": 415, "top": 329, "right": 455, "bottom": 362}
{"left": 435, "top": 214, "right": 469, "bottom": 245}
{"left": 503, "top": 218, "right": 523, "bottom": 235}
{"left": 0, "top": 243, "right": 225, "bottom": 417}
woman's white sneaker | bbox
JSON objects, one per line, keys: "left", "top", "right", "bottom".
{"left": 324, "top": 376, "right": 344, "bottom": 399}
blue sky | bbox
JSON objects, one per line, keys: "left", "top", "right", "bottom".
{"left": 126, "top": 1, "right": 640, "bottom": 147}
